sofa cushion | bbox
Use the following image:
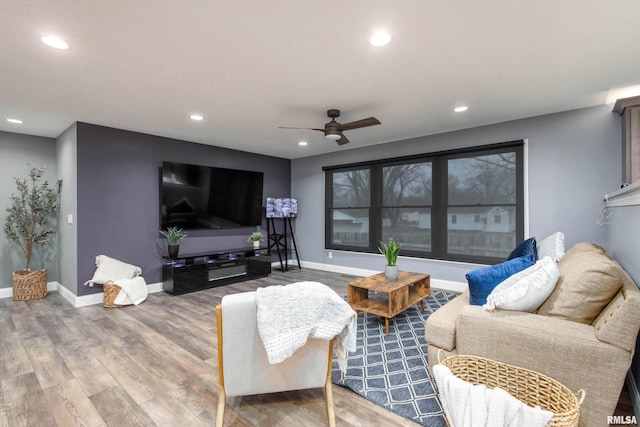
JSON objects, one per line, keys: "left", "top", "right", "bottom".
{"left": 483, "top": 256, "right": 559, "bottom": 312}
{"left": 424, "top": 292, "right": 469, "bottom": 351}
{"left": 466, "top": 255, "right": 535, "bottom": 306}
{"left": 536, "top": 243, "right": 623, "bottom": 324}
{"left": 507, "top": 237, "right": 537, "bottom": 260}
{"left": 537, "top": 231, "right": 565, "bottom": 262}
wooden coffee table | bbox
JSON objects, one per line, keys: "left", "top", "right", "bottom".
{"left": 347, "top": 271, "right": 430, "bottom": 335}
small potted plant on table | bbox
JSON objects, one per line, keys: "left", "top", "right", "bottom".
{"left": 160, "top": 226, "right": 187, "bottom": 259}
{"left": 379, "top": 238, "right": 402, "bottom": 280}
{"left": 248, "top": 231, "right": 264, "bottom": 249}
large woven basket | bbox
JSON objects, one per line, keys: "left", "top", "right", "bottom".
{"left": 13, "top": 269, "right": 47, "bottom": 301}
{"left": 103, "top": 281, "right": 123, "bottom": 308}
{"left": 438, "top": 352, "right": 585, "bottom": 427}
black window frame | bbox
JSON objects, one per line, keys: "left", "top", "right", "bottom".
{"left": 323, "top": 140, "right": 525, "bottom": 264}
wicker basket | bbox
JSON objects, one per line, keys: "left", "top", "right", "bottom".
{"left": 103, "top": 281, "right": 123, "bottom": 308}
{"left": 13, "top": 269, "right": 47, "bottom": 301}
{"left": 438, "top": 352, "right": 585, "bottom": 427}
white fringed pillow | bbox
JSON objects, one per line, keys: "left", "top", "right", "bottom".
{"left": 537, "top": 232, "right": 565, "bottom": 262}
{"left": 483, "top": 256, "right": 559, "bottom": 312}
{"left": 84, "top": 255, "right": 142, "bottom": 287}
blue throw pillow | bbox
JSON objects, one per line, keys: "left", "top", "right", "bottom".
{"left": 507, "top": 237, "right": 538, "bottom": 261}
{"left": 466, "top": 255, "right": 535, "bottom": 306}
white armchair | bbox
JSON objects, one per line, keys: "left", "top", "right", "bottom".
{"left": 215, "top": 291, "right": 336, "bottom": 426}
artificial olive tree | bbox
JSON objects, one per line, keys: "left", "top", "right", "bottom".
{"left": 4, "top": 165, "right": 62, "bottom": 271}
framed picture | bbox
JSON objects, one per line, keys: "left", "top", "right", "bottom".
{"left": 266, "top": 197, "right": 298, "bottom": 218}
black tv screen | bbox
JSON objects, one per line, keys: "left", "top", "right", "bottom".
{"left": 161, "top": 161, "right": 264, "bottom": 230}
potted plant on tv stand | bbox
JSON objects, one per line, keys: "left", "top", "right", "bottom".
{"left": 247, "top": 231, "right": 264, "bottom": 249}
{"left": 3, "top": 165, "right": 62, "bottom": 301}
{"left": 160, "top": 226, "right": 187, "bottom": 260}
{"left": 379, "top": 238, "right": 401, "bottom": 280}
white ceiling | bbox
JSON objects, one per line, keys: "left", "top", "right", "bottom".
{"left": 2, "top": 1, "right": 640, "bottom": 159}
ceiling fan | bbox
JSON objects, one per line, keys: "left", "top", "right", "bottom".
{"left": 279, "top": 109, "right": 381, "bottom": 145}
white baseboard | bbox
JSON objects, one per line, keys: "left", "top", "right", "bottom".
{"left": 300, "top": 260, "right": 379, "bottom": 278}
{"left": 1, "top": 280, "right": 165, "bottom": 308}
{"left": 72, "top": 281, "right": 164, "bottom": 308}
{"left": 2, "top": 261, "right": 467, "bottom": 305}
{"left": 0, "top": 286, "right": 11, "bottom": 299}
{"left": 0, "top": 280, "right": 61, "bottom": 300}
{"left": 300, "top": 260, "right": 467, "bottom": 293}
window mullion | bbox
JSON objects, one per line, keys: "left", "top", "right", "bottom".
{"left": 431, "top": 157, "right": 447, "bottom": 258}
{"left": 325, "top": 171, "right": 332, "bottom": 249}
{"left": 369, "top": 165, "right": 382, "bottom": 252}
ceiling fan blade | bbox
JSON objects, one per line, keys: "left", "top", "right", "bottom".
{"left": 278, "top": 126, "right": 325, "bottom": 132}
{"left": 338, "top": 117, "right": 381, "bottom": 131}
{"left": 336, "top": 133, "right": 350, "bottom": 145}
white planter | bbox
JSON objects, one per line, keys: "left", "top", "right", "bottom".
{"left": 384, "top": 265, "right": 399, "bottom": 280}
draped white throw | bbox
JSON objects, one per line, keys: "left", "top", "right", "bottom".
{"left": 255, "top": 281, "right": 356, "bottom": 373}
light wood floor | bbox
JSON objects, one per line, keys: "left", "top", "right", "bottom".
{"left": 0, "top": 268, "right": 635, "bottom": 426}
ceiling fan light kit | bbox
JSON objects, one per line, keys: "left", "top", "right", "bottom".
{"left": 279, "top": 109, "right": 381, "bottom": 145}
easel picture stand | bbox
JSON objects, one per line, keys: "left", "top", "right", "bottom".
{"left": 267, "top": 217, "right": 301, "bottom": 272}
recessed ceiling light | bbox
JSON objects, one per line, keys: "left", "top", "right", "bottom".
{"left": 370, "top": 31, "right": 391, "bottom": 47}
{"left": 190, "top": 114, "right": 204, "bottom": 121}
{"left": 6, "top": 118, "right": 24, "bottom": 124}
{"left": 298, "top": 141, "right": 308, "bottom": 146}
{"left": 454, "top": 106, "right": 469, "bottom": 113}
{"left": 41, "top": 35, "right": 69, "bottom": 50}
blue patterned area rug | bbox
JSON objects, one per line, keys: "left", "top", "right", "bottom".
{"left": 331, "top": 289, "right": 457, "bottom": 427}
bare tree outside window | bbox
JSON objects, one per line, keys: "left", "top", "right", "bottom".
{"left": 331, "top": 169, "right": 370, "bottom": 247}
{"left": 382, "top": 162, "right": 432, "bottom": 251}
{"left": 448, "top": 153, "right": 517, "bottom": 258}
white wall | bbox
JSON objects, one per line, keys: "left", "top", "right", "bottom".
{"left": 604, "top": 182, "right": 640, "bottom": 417}
{"left": 291, "top": 105, "right": 621, "bottom": 285}
{"left": 56, "top": 124, "right": 78, "bottom": 295}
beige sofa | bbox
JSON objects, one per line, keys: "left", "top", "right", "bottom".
{"left": 425, "top": 243, "right": 640, "bottom": 427}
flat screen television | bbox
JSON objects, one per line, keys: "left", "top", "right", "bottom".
{"left": 161, "top": 161, "right": 264, "bottom": 230}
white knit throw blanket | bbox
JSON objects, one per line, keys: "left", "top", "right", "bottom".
{"left": 255, "top": 281, "right": 357, "bottom": 373}
{"left": 434, "top": 364, "right": 553, "bottom": 427}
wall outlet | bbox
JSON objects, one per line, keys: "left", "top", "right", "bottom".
{"left": 328, "top": 251, "right": 333, "bottom": 259}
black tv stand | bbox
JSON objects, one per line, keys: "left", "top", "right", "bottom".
{"left": 162, "top": 247, "right": 271, "bottom": 295}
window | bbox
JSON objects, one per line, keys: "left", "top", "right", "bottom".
{"left": 324, "top": 141, "right": 524, "bottom": 263}
{"left": 328, "top": 168, "right": 370, "bottom": 248}
{"left": 447, "top": 151, "right": 519, "bottom": 259}
{"left": 381, "top": 162, "right": 432, "bottom": 252}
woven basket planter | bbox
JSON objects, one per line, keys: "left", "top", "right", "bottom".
{"left": 103, "top": 281, "right": 123, "bottom": 308}
{"left": 438, "top": 352, "right": 585, "bottom": 427}
{"left": 12, "top": 269, "right": 47, "bottom": 301}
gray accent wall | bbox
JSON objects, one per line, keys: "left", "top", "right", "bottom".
{"left": 0, "top": 131, "right": 59, "bottom": 288}
{"left": 291, "top": 105, "right": 621, "bottom": 283}
{"left": 75, "top": 123, "right": 290, "bottom": 296}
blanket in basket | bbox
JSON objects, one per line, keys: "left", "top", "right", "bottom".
{"left": 433, "top": 364, "right": 553, "bottom": 427}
